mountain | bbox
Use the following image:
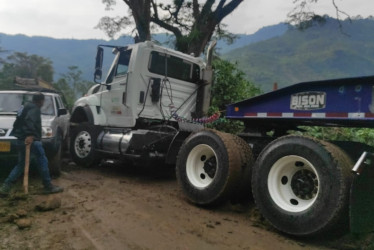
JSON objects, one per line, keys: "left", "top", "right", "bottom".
{"left": 216, "top": 23, "right": 288, "bottom": 54}
{"left": 224, "top": 18, "right": 374, "bottom": 92}
{"left": 2, "top": 18, "right": 373, "bottom": 91}
{"left": 0, "top": 34, "right": 133, "bottom": 82}
{"left": 0, "top": 24, "right": 287, "bottom": 82}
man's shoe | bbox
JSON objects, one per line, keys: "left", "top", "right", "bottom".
{"left": 0, "top": 184, "right": 11, "bottom": 197}
{"left": 43, "top": 184, "right": 63, "bottom": 194}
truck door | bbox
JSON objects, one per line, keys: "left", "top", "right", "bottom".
{"left": 139, "top": 51, "right": 201, "bottom": 121}
{"left": 101, "top": 49, "right": 134, "bottom": 127}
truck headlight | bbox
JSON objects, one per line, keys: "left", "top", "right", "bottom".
{"left": 42, "top": 127, "right": 53, "bottom": 138}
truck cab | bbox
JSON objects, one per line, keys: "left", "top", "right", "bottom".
{"left": 70, "top": 41, "right": 214, "bottom": 167}
{"left": 72, "top": 41, "right": 207, "bottom": 128}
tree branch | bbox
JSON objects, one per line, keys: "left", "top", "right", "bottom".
{"left": 150, "top": 17, "right": 183, "bottom": 38}
{"left": 200, "top": 0, "right": 215, "bottom": 18}
{"left": 192, "top": 0, "right": 200, "bottom": 19}
{"left": 215, "top": 0, "right": 243, "bottom": 22}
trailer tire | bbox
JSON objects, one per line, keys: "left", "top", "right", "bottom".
{"left": 252, "top": 135, "right": 353, "bottom": 236}
{"left": 176, "top": 129, "right": 242, "bottom": 206}
{"left": 70, "top": 123, "right": 101, "bottom": 167}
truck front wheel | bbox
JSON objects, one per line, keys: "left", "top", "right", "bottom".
{"left": 252, "top": 135, "right": 353, "bottom": 236}
{"left": 176, "top": 129, "right": 242, "bottom": 206}
{"left": 70, "top": 123, "right": 101, "bottom": 167}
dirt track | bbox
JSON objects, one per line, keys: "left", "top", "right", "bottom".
{"left": 0, "top": 160, "right": 373, "bottom": 250}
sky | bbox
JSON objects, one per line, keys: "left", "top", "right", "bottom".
{"left": 0, "top": 0, "right": 373, "bottom": 40}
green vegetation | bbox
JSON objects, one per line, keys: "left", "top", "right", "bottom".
{"left": 294, "top": 126, "right": 374, "bottom": 147}
{"left": 53, "top": 66, "right": 94, "bottom": 109}
{"left": 0, "top": 51, "right": 94, "bottom": 110}
{"left": 207, "top": 58, "right": 261, "bottom": 134}
{"left": 0, "top": 52, "right": 54, "bottom": 89}
{"left": 225, "top": 17, "right": 374, "bottom": 92}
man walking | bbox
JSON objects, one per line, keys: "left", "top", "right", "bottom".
{"left": 0, "top": 92, "right": 63, "bottom": 196}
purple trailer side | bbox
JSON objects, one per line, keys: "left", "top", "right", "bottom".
{"left": 226, "top": 76, "right": 374, "bottom": 128}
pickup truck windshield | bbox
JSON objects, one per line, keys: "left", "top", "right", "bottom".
{"left": 0, "top": 93, "right": 55, "bottom": 115}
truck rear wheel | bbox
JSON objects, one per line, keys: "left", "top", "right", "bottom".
{"left": 252, "top": 135, "right": 353, "bottom": 236}
{"left": 70, "top": 123, "right": 101, "bottom": 167}
{"left": 231, "top": 135, "right": 254, "bottom": 202}
{"left": 176, "top": 129, "right": 242, "bottom": 206}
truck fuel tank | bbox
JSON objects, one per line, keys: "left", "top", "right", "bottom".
{"left": 97, "top": 129, "right": 133, "bottom": 155}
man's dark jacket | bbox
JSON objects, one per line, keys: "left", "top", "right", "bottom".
{"left": 11, "top": 102, "right": 42, "bottom": 141}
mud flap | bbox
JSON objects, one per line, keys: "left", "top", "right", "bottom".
{"left": 350, "top": 152, "right": 374, "bottom": 233}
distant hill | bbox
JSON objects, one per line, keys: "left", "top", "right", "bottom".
{"left": 224, "top": 18, "right": 374, "bottom": 92}
{"left": 216, "top": 23, "right": 288, "bottom": 54}
{"left": 0, "top": 24, "right": 287, "bottom": 82}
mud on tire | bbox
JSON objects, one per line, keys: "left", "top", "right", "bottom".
{"left": 176, "top": 129, "right": 242, "bottom": 206}
{"left": 230, "top": 135, "right": 254, "bottom": 202}
{"left": 252, "top": 135, "right": 353, "bottom": 236}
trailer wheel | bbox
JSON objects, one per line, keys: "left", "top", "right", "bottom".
{"left": 70, "top": 123, "right": 101, "bottom": 167}
{"left": 252, "top": 135, "right": 353, "bottom": 236}
{"left": 176, "top": 129, "right": 242, "bottom": 206}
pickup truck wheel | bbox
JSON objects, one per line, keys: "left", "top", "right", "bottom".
{"left": 176, "top": 129, "right": 242, "bottom": 206}
{"left": 252, "top": 135, "right": 353, "bottom": 236}
{"left": 48, "top": 133, "right": 62, "bottom": 177}
{"left": 70, "top": 124, "right": 101, "bottom": 167}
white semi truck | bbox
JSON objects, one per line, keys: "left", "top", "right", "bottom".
{"left": 70, "top": 41, "right": 374, "bottom": 236}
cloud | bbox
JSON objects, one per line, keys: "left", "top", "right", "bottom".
{"left": 0, "top": 0, "right": 373, "bottom": 39}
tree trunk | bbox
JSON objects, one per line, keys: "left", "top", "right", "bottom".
{"left": 124, "top": 0, "right": 151, "bottom": 42}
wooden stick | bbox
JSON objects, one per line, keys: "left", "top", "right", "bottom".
{"left": 23, "top": 143, "right": 31, "bottom": 194}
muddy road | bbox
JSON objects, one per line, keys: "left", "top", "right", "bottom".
{"left": 0, "top": 160, "right": 373, "bottom": 250}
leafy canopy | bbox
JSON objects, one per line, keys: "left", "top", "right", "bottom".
{"left": 98, "top": 0, "right": 243, "bottom": 56}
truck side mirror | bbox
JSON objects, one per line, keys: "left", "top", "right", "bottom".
{"left": 94, "top": 47, "right": 104, "bottom": 83}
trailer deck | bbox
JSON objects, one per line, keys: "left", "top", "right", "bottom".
{"left": 227, "top": 76, "right": 374, "bottom": 128}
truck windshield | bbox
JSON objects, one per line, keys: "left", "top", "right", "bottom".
{"left": 0, "top": 93, "right": 55, "bottom": 115}
{"left": 106, "top": 49, "right": 132, "bottom": 84}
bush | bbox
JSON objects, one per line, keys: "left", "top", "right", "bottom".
{"left": 206, "top": 58, "right": 261, "bottom": 133}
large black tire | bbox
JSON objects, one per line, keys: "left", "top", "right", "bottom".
{"left": 70, "top": 123, "right": 101, "bottom": 167}
{"left": 252, "top": 135, "right": 353, "bottom": 236}
{"left": 176, "top": 129, "right": 242, "bottom": 206}
{"left": 230, "top": 135, "right": 254, "bottom": 202}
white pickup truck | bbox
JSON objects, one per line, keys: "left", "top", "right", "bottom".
{"left": 0, "top": 89, "right": 70, "bottom": 176}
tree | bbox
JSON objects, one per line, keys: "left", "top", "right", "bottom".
{"left": 0, "top": 52, "right": 54, "bottom": 89}
{"left": 54, "top": 66, "right": 95, "bottom": 109}
{"left": 53, "top": 78, "right": 76, "bottom": 110}
{"left": 288, "top": 0, "right": 350, "bottom": 29}
{"left": 2, "top": 52, "right": 54, "bottom": 82}
{"left": 211, "top": 58, "right": 261, "bottom": 111}
{"left": 98, "top": 0, "right": 243, "bottom": 56}
{"left": 207, "top": 58, "right": 261, "bottom": 133}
